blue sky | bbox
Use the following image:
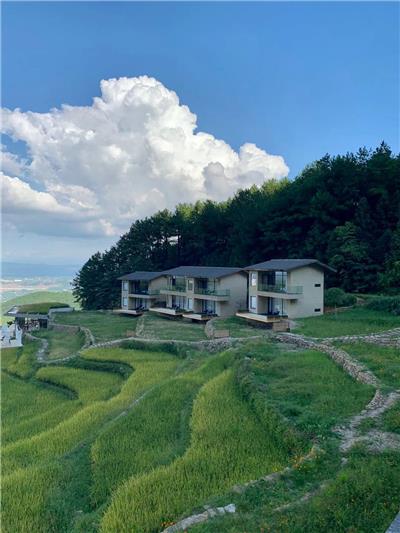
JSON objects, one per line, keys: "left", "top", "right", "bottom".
{"left": 2, "top": 1, "right": 399, "bottom": 265}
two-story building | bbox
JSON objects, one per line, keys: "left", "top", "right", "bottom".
{"left": 149, "top": 266, "right": 247, "bottom": 321}
{"left": 117, "top": 271, "right": 165, "bottom": 315}
{"left": 237, "top": 258, "right": 335, "bottom": 323}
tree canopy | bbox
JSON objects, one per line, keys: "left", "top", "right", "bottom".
{"left": 73, "top": 143, "right": 400, "bottom": 309}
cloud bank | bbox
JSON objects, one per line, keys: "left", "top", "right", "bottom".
{"left": 1, "top": 76, "right": 289, "bottom": 239}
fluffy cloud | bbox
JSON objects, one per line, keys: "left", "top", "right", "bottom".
{"left": 1, "top": 76, "right": 289, "bottom": 239}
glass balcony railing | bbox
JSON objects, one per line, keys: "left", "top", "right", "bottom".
{"left": 194, "top": 288, "right": 230, "bottom": 297}
{"left": 161, "top": 285, "right": 187, "bottom": 293}
{"left": 258, "top": 284, "right": 303, "bottom": 295}
{"left": 130, "top": 288, "right": 160, "bottom": 295}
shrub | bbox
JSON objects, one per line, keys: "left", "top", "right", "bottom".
{"left": 366, "top": 296, "right": 400, "bottom": 316}
{"left": 324, "top": 287, "right": 356, "bottom": 307}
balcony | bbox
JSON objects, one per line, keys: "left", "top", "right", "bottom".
{"left": 258, "top": 284, "right": 303, "bottom": 298}
{"left": 193, "top": 287, "right": 230, "bottom": 301}
{"left": 128, "top": 289, "right": 160, "bottom": 297}
{"left": 160, "top": 285, "right": 187, "bottom": 294}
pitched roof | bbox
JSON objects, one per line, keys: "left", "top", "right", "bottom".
{"left": 162, "top": 266, "right": 245, "bottom": 279}
{"left": 117, "top": 271, "right": 164, "bottom": 281}
{"left": 245, "top": 258, "right": 336, "bottom": 272}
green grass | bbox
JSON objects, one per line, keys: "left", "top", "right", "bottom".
{"left": 137, "top": 313, "right": 207, "bottom": 341}
{"left": 2, "top": 348, "right": 178, "bottom": 474}
{"left": 36, "top": 366, "right": 123, "bottom": 403}
{"left": 236, "top": 343, "right": 374, "bottom": 440}
{"left": 1, "top": 291, "right": 78, "bottom": 323}
{"left": 33, "top": 328, "right": 85, "bottom": 359}
{"left": 1, "top": 372, "right": 79, "bottom": 446}
{"left": 339, "top": 342, "right": 400, "bottom": 389}
{"left": 53, "top": 311, "right": 139, "bottom": 342}
{"left": 101, "top": 369, "right": 292, "bottom": 533}
{"left": 211, "top": 316, "right": 269, "bottom": 338}
{"left": 17, "top": 302, "right": 71, "bottom": 314}
{"left": 90, "top": 350, "right": 234, "bottom": 505}
{"left": 6, "top": 339, "right": 39, "bottom": 379}
{"left": 295, "top": 307, "right": 400, "bottom": 338}
{"left": 382, "top": 402, "right": 400, "bottom": 434}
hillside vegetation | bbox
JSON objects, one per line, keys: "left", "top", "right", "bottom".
{"left": 71, "top": 145, "right": 400, "bottom": 309}
{"left": 1, "top": 291, "right": 78, "bottom": 323}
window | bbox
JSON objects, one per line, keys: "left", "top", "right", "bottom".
{"left": 123, "top": 281, "right": 129, "bottom": 291}
{"left": 187, "top": 279, "right": 194, "bottom": 291}
{"left": 187, "top": 298, "right": 193, "bottom": 311}
{"left": 314, "top": 283, "right": 321, "bottom": 287}
{"left": 122, "top": 297, "right": 128, "bottom": 308}
{"left": 250, "top": 296, "right": 257, "bottom": 310}
{"left": 314, "top": 308, "right": 321, "bottom": 312}
{"left": 250, "top": 272, "right": 257, "bottom": 287}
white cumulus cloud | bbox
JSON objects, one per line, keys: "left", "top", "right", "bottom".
{"left": 1, "top": 76, "right": 289, "bottom": 239}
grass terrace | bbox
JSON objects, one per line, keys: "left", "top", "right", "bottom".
{"left": 295, "top": 307, "right": 400, "bottom": 338}
{"left": 137, "top": 313, "right": 207, "bottom": 341}
{"left": 34, "top": 328, "right": 85, "bottom": 359}
{"left": 15, "top": 302, "right": 71, "bottom": 314}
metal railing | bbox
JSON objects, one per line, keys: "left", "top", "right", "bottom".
{"left": 258, "top": 284, "right": 303, "bottom": 294}
{"left": 194, "top": 288, "right": 230, "bottom": 297}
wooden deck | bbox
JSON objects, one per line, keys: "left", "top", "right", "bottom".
{"left": 182, "top": 313, "right": 213, "bottom": 322}
{"left": 149, "top": 307, "right": 184, "bottom": 317}
{"left": 113, "top": 309, "right": 143, "bottom": 316}
{"left": 235, "top": 311, "right": 285, "bottom": 323}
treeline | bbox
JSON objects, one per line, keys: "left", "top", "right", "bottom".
{"left": 73, "top": 143, "right": 400, "bottom": 309}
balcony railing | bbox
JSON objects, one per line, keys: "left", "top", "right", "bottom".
{"left": 129, "top": 289, "right": 160, "bottom": 296}
{"left": 194, "top": 288, "right": 230, "bottom": 297}
{"left": 161, "top": 285, "right": 187, "bottom": 293}
{"left": 258, "top": 284, "right": 303, "bottom": 295}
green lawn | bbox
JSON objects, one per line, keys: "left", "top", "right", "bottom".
{"left": 339, "top": 342, "right": 400, "bottom": 389}
{"left": 136, "top": 312, "right": 207, "bottom": 341}
{"left": 34, "top": 328, "right": 85, "bottom": 359}
{"left": 53, "top": 311, "right": 138, "bottom": 342}
{"left": 211, "top": 316, "right": 269, "bottom": 338}
{"left": 295, "top": 307, "right": 400, "bottom": 338}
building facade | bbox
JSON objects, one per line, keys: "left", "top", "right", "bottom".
{"left": 118, "top": 271, "right": 165, "bottom": 314}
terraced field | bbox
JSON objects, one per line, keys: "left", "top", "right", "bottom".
{"left": 2, "top": 313, "right": 399, "bottom": 533}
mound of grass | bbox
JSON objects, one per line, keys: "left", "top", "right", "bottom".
{"left": 137, "top": 313, "right": 207, "bottom": 341}
{"left": 295, "top": 307, "right": 400, "bottom": 338}
{"left": 33, "top": 328, "right": 85, "bottom": 359}
{"left": 90, "top": 350, "right": 234, "bottom": 505}
{"left": 36, "top": 366, "right": 123, "bottom": 403}
{"left": 101, "top": 369, "right": 290, "bottom": 532}
{"left": 382, "top": 402, "right": 400, "bottom": 434}
{"left": 17, "top": 302, "right": 71, "bottom": 314}
{"left": 53, "top": 311, "right": 138, "bottom": 342}
{"left": 339, "top": 342, "right": 400, "bottom": 389}
{"left": 2, "top": 348, "right": 178, "bottom": 474}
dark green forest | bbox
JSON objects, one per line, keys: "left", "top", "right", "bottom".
{"left": 73, "top": 144, "right": 400, "bottom": 310}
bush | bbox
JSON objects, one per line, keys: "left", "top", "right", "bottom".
{"left": 366, "top": 296, "right": 400, "bottom": 316}
{"left": 324, "top": 288, "right": 356, "bottom": 307}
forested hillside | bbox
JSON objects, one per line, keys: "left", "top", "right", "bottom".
{"left": 73, "top": 144, "right": 400, "bottom": 309}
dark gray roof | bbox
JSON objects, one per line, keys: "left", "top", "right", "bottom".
{"left": 162, "top": 266, "right": 245, "bottom": 279}
{"left": 118, "top": 271, "right": 164, "bottom": 281}
{"left": 245, "top": 259, "right": 336, "bottom": 273}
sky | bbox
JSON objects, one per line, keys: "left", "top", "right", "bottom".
{"left": 1, "top": 1, "right": 399, "bottom": 267}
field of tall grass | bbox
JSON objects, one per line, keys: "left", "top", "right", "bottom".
{"left": 34, "top": 328, "right": 85, "bottom": 359}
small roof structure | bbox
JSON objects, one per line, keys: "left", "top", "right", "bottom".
{"left": 245, "top": 258, "right": 336, "bottom": 273}
{"left": 161, "top": 266, "right": 245, "bottom": 279}
{"left": 118, "top": 271, "right": 164, "bottom": 281}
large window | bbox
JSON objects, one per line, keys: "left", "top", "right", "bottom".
{"left": 250, "top": 296, "right": 257, "bottom": 310}
{"left": 275, "top": 271, "right": 287, "bottom": 289}
{"left": 123, "top": 281, "right": 129, "bottom": 291}
{"left": 122, "top": 297, "right": 128, "bottom": 308}
{"left": 187, "top": 279, "right": 194, "bottom": 291}
{"left": 250, "top": 272, "right": 257, "bottom": 286}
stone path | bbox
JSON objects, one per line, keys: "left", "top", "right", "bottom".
{"left": 24, "top": 332, "right": 48, "bottom": 362}
{"left": 323, "top": 327, "right": 400, "bottom": 348}
{"left": 387, "top": 511, "right": 400, "bottom": 533}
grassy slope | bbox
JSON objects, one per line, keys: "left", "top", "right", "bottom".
{"left": 211, "top": 316, "right": 269, "bottom": 338}
{"left": 136, "top": 313, "right": 207, "bottom": 341}
{"left": 53, "top": 311, "right": 139, "bottom": 342}
{"left": 339, "top": 342, "right": 400, "bottom": 389}
{"left": 34, "top": 329, "right": 85, "bottom": 359}
{"left": 295, "top": 307, "right": 400, "bottom": 338}
{"left": 1, "top": 291, "right": 78, "bottom": 322}
{"left": 101, "top": 369, "right": 291, "bottom": 533}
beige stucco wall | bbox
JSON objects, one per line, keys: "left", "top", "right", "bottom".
{"left": 246, "top": 266, "right": 325, "bottom": 319}
{"left": 217, "top": 273, "right": 248, "bottom": 317}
